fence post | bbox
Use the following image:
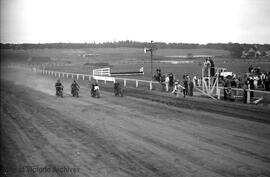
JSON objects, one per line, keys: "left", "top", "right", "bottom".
{"left": 72, "top": 74, "right": 74, "bottom": 79}
{"left": 89, "top": 75, "right": 91, "bottom": 81}
{"left": 247, "top": 90, "right": 250, "bottom": 104}
{"left": 150, "top": 82, "right": 153, "bottom": 90}
{"left": 136, "top": 80, "right": 138, "bottom": 88}
{"left": 82, "top": 74, "right": 85, "bottom": 80}
{"left": 77, "top": 74, "right": 79, "bottom": 80}
{"left": 124, "top": 79, "right": 127, "bottom": 87}
{"left": 217, "top": 88, "right": 220, "bottom": 100}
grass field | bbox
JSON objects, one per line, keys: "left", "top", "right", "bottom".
{"left": 1, "top": 48, "right": 270, "bottom": 82}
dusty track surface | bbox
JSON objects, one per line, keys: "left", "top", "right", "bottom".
{"left": 1, "top": 68, "right": 270, "bottom": 177}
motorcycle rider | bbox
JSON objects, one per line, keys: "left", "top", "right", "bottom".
{"left": 55, "top": 79, "right": 64, "bottom": 96}
{"left": 71, "top": 80, "right": 80, "bottom": 96}
{"left": 91, "top": 81, "right": 99, "bottom": 97}
{"left": 114, "top": 80, "right": 122, "bottom": 96}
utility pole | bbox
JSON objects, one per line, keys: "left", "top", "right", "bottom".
{"left": 144, "top": 40, "right": 156, "bottom": 80}
{"left": 150, "top": 40, "right": 154, "bottom": 80}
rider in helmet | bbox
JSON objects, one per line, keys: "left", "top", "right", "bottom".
{"left": 94, "top": 82, "right": 99, "bottom": 91}
{"left": 114, "top": 80, "right": 120, "bottom": 90}
{"left": 71, "top": 80, "right": 80, "bottom": 92}
{"left": 114, "top": 80, "right": 122, "bottom": 96}
{"left": 55, "top": 79, "right": 64, "bottom": 95}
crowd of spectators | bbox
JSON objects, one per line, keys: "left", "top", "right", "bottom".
{"left": 154, "top": 68, "right": 195, "bottom": 97}
{"left": 221, "top": 65, "right": 270, "bottom": 92}
{"left": 154, "top": 60, "right": 270, "bottom": 102}
{"left": 220, "top": 64, "right": 270, "bottom": 103}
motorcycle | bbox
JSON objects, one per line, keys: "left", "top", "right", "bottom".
{"left": 114, "top": 83, "right": 124, "bottom": 97}
{"left": 56, "top": 87, "right": 64, "bottom": 98}
{"left": 91, "top": 85, "right": 100, "bottom": 98}
{"left": 71, "top": 87, "right": 79, "bottom": 97}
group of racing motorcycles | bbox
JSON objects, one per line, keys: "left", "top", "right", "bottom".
{"left": 55, "top": 79, "right": 124, "bottom": 98}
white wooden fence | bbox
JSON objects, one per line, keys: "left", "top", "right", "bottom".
{"left": 93, "top": 67, "right": 111, "bottom": 76}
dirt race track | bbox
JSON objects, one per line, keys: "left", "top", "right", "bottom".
{"left": 1, "top": 68, "right": 270, "bottom": 177}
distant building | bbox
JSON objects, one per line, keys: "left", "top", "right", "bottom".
{"left": 241, "top": 46, "right": 264, "bottom": 59}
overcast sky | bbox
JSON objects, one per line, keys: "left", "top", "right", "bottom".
{"left": 1, "top": 0, "right": 270, "bottom": 44}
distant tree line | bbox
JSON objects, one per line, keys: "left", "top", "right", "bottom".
{"left": 1, "top": 41, "right": 270, "bottom": 58}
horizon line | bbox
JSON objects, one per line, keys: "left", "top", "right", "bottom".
{"left": 1, "top": 41, "right": 270, "bottom": 45}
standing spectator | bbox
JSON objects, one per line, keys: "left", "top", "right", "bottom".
{"left": 248, "top": 65, "right": 253, "bottom": 73}
{"left": 264, "top": 73, "right": 270, "bottom": 91}
{"left": 155, "top": 68, "right": 162, "bottom": 82}
{"left": 203, "top": 58, "right": 211, "bottom": 76}
{"left": 193, "top": 76, "right": 198, "bottom": 87}
{"left": 243, "top": 80, "right": 250, "bottom": 104}
{"left": 223, "top": 77, "right": 231, "bottom": 101}
{"left": 209, "top": 57, "right": 215, "bottom": 77}
{"left": 260, "top": 73, "right": 266, "bottom": 89}
{"left": 160, "top": 74, "right": 166, "bottom": 91}
{"left": 249, "top": 77, "right": 255, "bottom": 98}
{"left": 254, "top": 75, "right": 259, "bottom": 88}
{"left": 189, "top": 79, "right": 194, "bottom": 96}
{"left": 183, "top": 78, "right": 188, "bottom": 97}
{"left": 198, "top": 77, "right": 202, "bottom": 87}
{"left": 165, "top": 74, "right": 169, "bottom": 92}
{"left": 168, "top": 73, "right": 174, "bottom": 88}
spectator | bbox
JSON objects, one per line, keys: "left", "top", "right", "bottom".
{"left": 160, "top": 74, "right": 166, "bottom": 91}
{"left": 249, "top": 77, "right": 255, "bottom": 98}
{"left": 165, "top": 74, "right": 169, "bottom": 92}
{"left": 209, "top": 57, "right": 215, "bottom": 77}
{"left": 264, "top": 73, "right": 270, "bottom": 91}
{"left": 193, "top": 76, "right": 198, "bottom": 87}
{"left": 172, "top": 80, "right": 185, "bottom": 97}
{"left": 198, "top": 77, "right": 202, "bottom": 87}
{"left": 223, "top": 77, "right": 231, "bottom": 101}
{"left": 248, "top": 65, "right": 253, "bottom": 73}
{"left": 168, "top": 73, "right": 174, "bottom": 87}
{"left": 189, "top": 79, "right": 194, "bottom": 96}
{"left": 183, "top": 78, "right": 188, "bottom": 97}
{"left": 203, "top": 58, "right": 211, "bottom": 76}
{"left": 243, "top": 80, "right": 250, "bottom": 104}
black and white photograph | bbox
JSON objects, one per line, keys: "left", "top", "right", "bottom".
{"left": 1, "top": 0, "right": 270, "bottom": 176}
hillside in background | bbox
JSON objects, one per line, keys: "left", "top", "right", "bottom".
{"left": 1, "top": 41, "right": 270, "bottom": 58}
